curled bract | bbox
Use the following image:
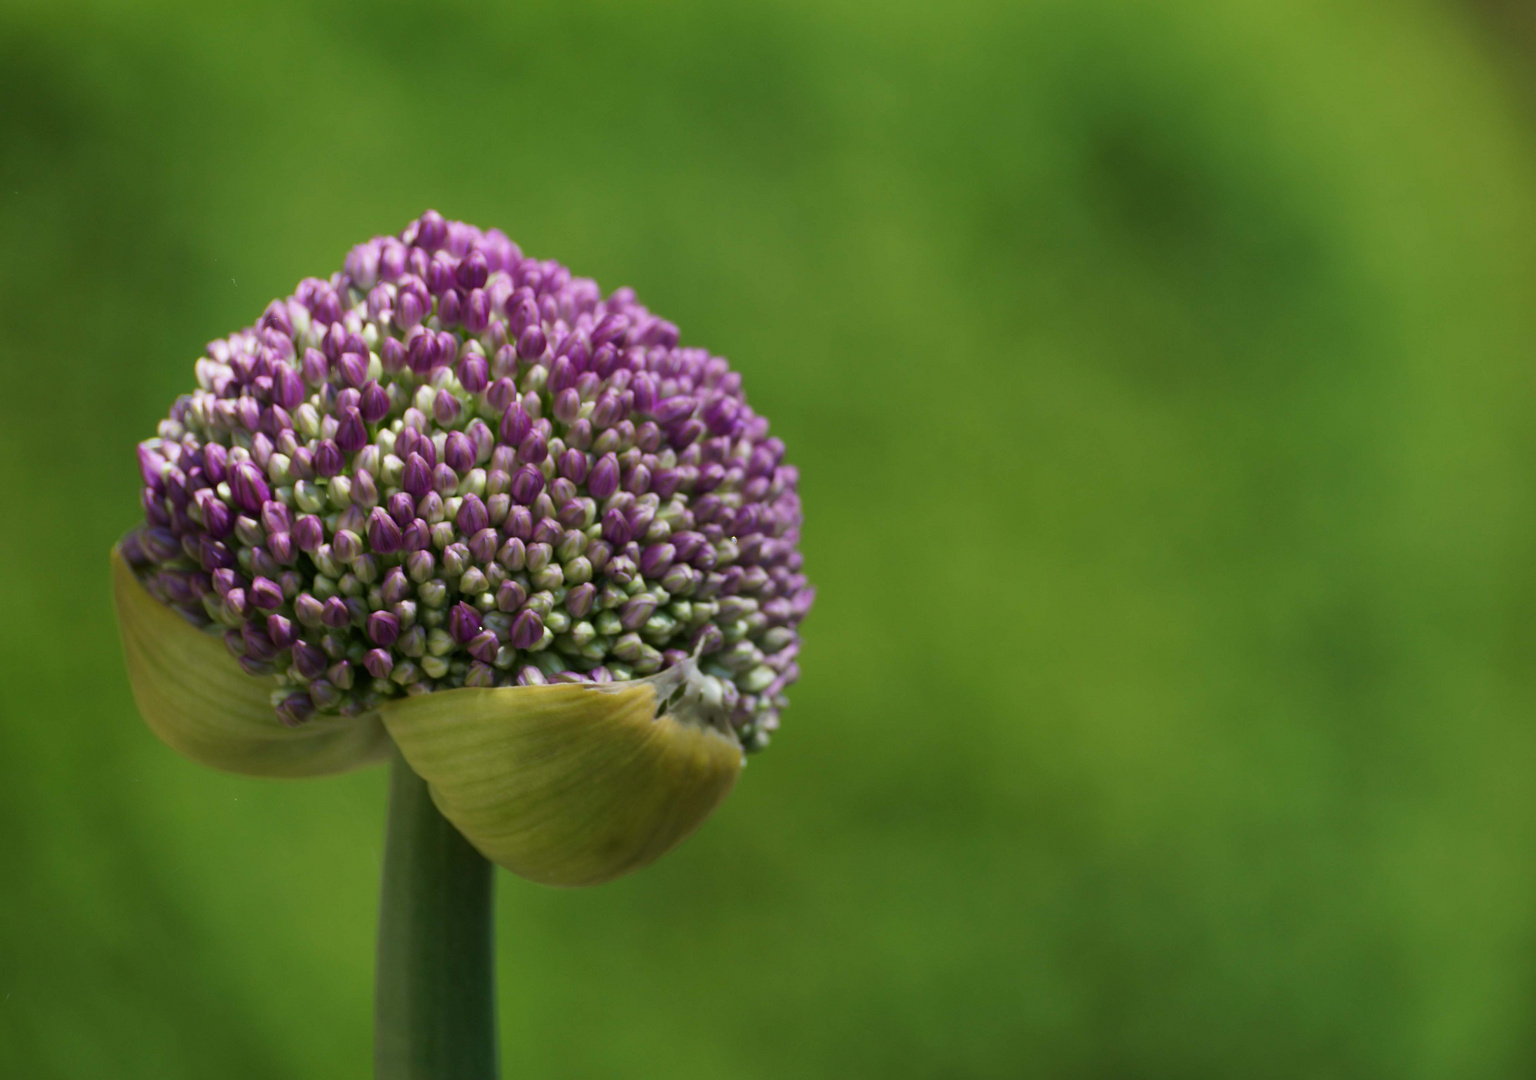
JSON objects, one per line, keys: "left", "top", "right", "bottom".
{"left": 115, "top": 544, "right": 743, "bottom": 885}
{"left": 114, "top": 545, "right": 393, "bottom": 777}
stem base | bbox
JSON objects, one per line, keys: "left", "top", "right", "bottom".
{"left": 375, "top": 747, "right": 498, "bottom": 1080}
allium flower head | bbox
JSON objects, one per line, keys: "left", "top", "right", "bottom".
{"left": 113, "top": 212, "right": 813, "bottom": 884}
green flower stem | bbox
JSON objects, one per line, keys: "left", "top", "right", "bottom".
{"left": 375, "top": 745, "right": 499, "bottom": 1080}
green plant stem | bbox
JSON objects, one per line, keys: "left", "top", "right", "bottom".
{"left": 375, "top": 746, "right": 499, "bottom": 1080}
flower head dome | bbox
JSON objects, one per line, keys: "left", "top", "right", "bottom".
{"left": 121, "top": 211, "right": 812, "bottom": 759}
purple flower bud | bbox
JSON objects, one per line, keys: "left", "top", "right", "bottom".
{"left": 517, "top": 429, "right": 547, "bottom": 465}
{"left": 652, "top": 467, "right": 683, "bottom": 500}
{"left": 366, "top": 284, "right": 393, "bottom": 322}
{"left": 237, "top": 397, "right": 262, "bottom": 431}
{"left": 198, "top": 535, "right": 236, "bottom": 571}
{"left": 352, "top": 468, "right": 379, "bottom": 509}
{"left": 260, "top": 501, "right": 292, "bottom": 536}
{"left": 469, "top": 527, "right": 500, "bottom": 564}
{"left": 241, "top": 623, "right": 279, "bottom": 662}
{"left": 438, "top": 289, "right": 463, "bottom": 325}
{"left": 623, "top": 463, "right": 651, "bottom": 496}
{"left": 273, "top": 365, "right": 305, "bottom": 410}
{"left": 360, "top": 381, "right": 390, "bottom": 423}
{"left": 449, "top": 601, "right": 483, "bottom": 643}
{"left": 145, "top": 526, "right": 183, "bottom": 564}
{"left": 401, "top": 519, "right": 431, "bottom": 551}
{"left": 368, "top": 506, "right": 403, "bottom": 554}
{"left": 499, "top": 401, "right": 531, "bottom": 446}
{"left": 360, "top": 649, "right": 392, "bottom": 680}
{"left": 318, "top": 596, "right": 348, "bottom": 629}
{"left": 653, "top": 396, "right": 697, "bottom": 426}
{"left": 367, "top": 610, "right": 402, "bottom": 647}
{"left": 294, "top": 514, "right": 324, "bottom": 552}
{"left": 222, "top": 591, "right": 250, "bottom": 625}
{"left": 502, "top": 503, "right": 533, "bottom": 540}
{"left": 496, "top": 579, "right": 527, "bottom": 612}
{"left": 261, "top": 299, "right": 295, "bottom": 337}
{"left": 433, "top": 389, "right": 461, "bottom": 427}
{"left": 551, "top": 387, "right": 580, "bottom": 425}
{"left": 457, "top": 353, "right": 489, "bottom": 394}
{"left": 588, "top": 453, "right": 620, "bottom": 499}
{"left": 516, "top": 325, "right": 546, "bottom": 360}
{"left": 291, "top": 640, "right": 328, "bottom": 679}
{"left": 455, "top": 250, "right": 489, "bottom": 290}
{"left": 413, "top": 210, "right": 448, "bottom": 251}
{"left": 203, "top": 442, "right": 228, "bottom": 484}
{"left": 640, "top": 543, "right": 676, "bottom": 579}
{"left": 267, "top": 614, "right": 297, "bottom": 648}
{"left": 385, "top": 491, "right": 413, "bottom": 527}
{"left": 585, "top": 540, "right": 612, "bottom": 574}
{"left": 486, "top": 378, "right": 517, "bottom": 416}
{"left": 531, "top": 518, "right": 563, "bottom": 547}
{"left": 230, "top": 461, "right": 270, "bottom": 513}
{"left": 600, "top": 508, "right": 632, "bottom": 545}
{"left": 380, "top": 337, "right": 407, "bottom": 373}
{"left": 309, "top": 439, "right": 340, "bottom": 478}
{"left": 548, "top": 449, "right": 585, "bottom": 485}
{"left": 402, "top": 453, "right": 432, "bottom": 499}
{"left": 463, "top": 290, "right": 492, "bottom": 335}
{"left": 395, "top": 425, "right": 421, "bottom": 461}
{"left": 509, "top": 609, "right": 544, "bottom": 649}
{"left": 504, "top": 292, "right": 536, "bottom": 330}
{"left": 791, "top": 586, "right": 816, "bottom": 618}
{"left": 346, "top": 243, "right": 382, "bottom": 291}
{"left": 395, "top": 288, "right": 427, "bottom": 330}
{"left": 330, "top": 405, "right": 369, "bottom": 455}
{"left": 276, "top": 693, "right": 315, "bottom": 727}
{"left": 307, "top": 679, "right": 341, "bottom": 709}
{"left": 565, "top": 582, "right": 596, "bottom": 617}
{"left": 547, "top": 355, "right": 576, "bottom": 395}
{"left": 619, "top": 595, "right": 658, "bottom": 631}
{"left": 443, "top": 542, "right": 472, "bottom": 576}
{"left": 510, "top": 464, "right": 544, "bottom": 505}
{"left": 444, "top": 431, "right": 475, "bottom": 473}
{"left": 632, "top": 374, "right": 657, "bottom": 413}
{"left": 456, "top": 493, "right": 489, "bottom": 535}
{"left": 432, "top": 462, "right": 458, "bottom": 495}
{"left": 661, "top": 563, "right": 695, "bottom": 595}
{"left": 381, "top": 567, "right": 411, "bottom": 607}
{"left": 332, "top": 529, "right": 363, "bottom": 563}
{"left": 591, "top": 392, "right": 625, "bottom": 429}
{"left": 407, "top": 332, "right": 439, "bottom": 375}
{"left": 465, "top": 630, "right": 498, "bottom": 664}
{"left": 497, "top": 537, "right": 527, "bottom": 572}
{"left": 666, "top": 420, "right": 705, "bottom": 451}
{"left": 591, "top": 313, "right": 628, "bottom": 347}
{"left": 202, "top": 496, "right": 234, "bottom": 539}
{"left": 302, "top": 347, "right": 329, "bottom": 386}
{"left": 250, "top": 576, "right": 284, "bottom": 610}
{"left": 406, "top": 549, "right": 436, "bottom": 582}
{"left": 336, "top": 351, "right": 367, "bottom": 389}
{"left": 671, "top": 531, "right": 706, "bottom": 563}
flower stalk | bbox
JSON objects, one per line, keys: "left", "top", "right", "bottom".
{"left": 376, "top": 745, "right": 498, "bottom": 1080}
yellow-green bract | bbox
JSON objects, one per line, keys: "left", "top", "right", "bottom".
{"left": 114, "top": 545, "right": 743, "bottom": 886}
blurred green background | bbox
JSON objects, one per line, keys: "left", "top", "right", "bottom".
{"left": 6, "top": 0, "right": 1536, "bottom": 1076}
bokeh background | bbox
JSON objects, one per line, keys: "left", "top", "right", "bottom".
{"left": 7, "top": 0, "right": 1536, "bottom": 1076}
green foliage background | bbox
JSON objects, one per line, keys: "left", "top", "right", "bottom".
{"left": 5, "top": 0, "right": 1536, "bottom": 1076}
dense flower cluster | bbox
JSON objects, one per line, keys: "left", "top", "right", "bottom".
{"left": 121, "top": 211, "right": 811, "bottom": 752}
